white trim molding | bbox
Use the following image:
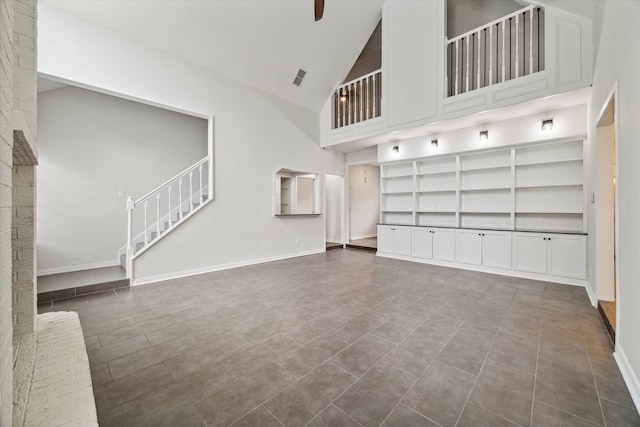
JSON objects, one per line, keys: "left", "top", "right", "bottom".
{"left": 37, "top": 260, "right": 120, "bottom": 276}
{"left": 613, "top": 346, "right": 640, "bottom": 413}
{"left": 132, "top": 249, "right": 325, "bottom": 287}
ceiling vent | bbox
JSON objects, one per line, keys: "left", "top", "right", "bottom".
{"left": 293, "top": 69, "right": 307, "bottom": 87}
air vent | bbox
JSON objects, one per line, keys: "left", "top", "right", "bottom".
{"left": 293, "top": 69, "right": 307, "bottom": 87}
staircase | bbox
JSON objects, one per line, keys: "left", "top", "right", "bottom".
{"left": 120, "top": 156, "right": 212, "bottom": 279}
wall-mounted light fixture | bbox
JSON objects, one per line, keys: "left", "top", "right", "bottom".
{"left": 339, "top": 88, "right": 348, "bottom": 103}
{"left": 541, "top": 118, "right": 554, "bottom": 131}
{"left": 431, "top": 139, "right": 439, "bottom": 148}
{"left": 479, "top": 130, "right": 489, "bottom": 142}
{"left": 392, "top": 145, "right": 400, "bottom": 154}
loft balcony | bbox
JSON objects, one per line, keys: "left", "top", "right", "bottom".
{"left": 322, "top": 1, "right": 591, "bottom": 150}
{"left": 332, "top": 69, "right": 382, "bottom": 130}
{"left": 446, "top": 5, "right": 545, "bottom": 97}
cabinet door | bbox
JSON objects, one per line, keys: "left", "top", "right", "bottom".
{"left": 483, "top": 231, "right": 512, "bottom": 270}
{"left": 432, "top": 228, "right": 455, "bottom": 262}
{"left": 455, "top": 230, "right": 482, "bottom": 265}
{"left": 547, "top": 234, "right": 586, "bottom": 279}
{"left": 513, "top": 233, "right": 547, "bottom": 274}
{"left": 377, "top": 226, "right": 395, "bottom": 254}
{"left": 412, "top": 228, "right": 433, "bottom": 259}
{"left": 394, "top": 226, "right": 412, "bottom": 256}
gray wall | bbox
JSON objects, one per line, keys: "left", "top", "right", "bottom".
{"left": 447, "top": 0, "right": 522, "bottom": 38}
{"left": 37, "top": 86, "right": 208, "bottom": 273}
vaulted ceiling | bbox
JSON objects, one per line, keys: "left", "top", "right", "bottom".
{"left": 41, "top": 0, "right": 384, "bottom": 113}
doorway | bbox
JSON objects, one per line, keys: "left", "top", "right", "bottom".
{"left": 595, "top": 88, "right": 618, "bottom": 342}
{"left": 325, "top": 173, "right": 344, "bottom": 250}
{"left": 347, "top": 164, "right": 380, "bottom": 251}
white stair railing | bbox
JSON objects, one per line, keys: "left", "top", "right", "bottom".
{"left": 446, "top": 5, "right": 544, "bottom": 97}
{"left": 333, "top": 69, "right": 382, "bottom": 129}
{"left": 124, "top": 156, "right": 211, "bottom": 277}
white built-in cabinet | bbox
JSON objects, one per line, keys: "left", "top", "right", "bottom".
{"left": 378, "top": 225, "right": 412, "bottom": 257}
{"left": 378, "top": 139, "right": 587, "bottom": 285}
{"left": 513, "top": 232, "right": 586, "bottom": 279}
{"left": 411, "top": 227, "right": 455, "bottom": 262}
{"left": 455, "top": 229, "right": 512, "bottom": 270}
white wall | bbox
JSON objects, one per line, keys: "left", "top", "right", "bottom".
{"left": 378, "top": 104, "right": 586, "bottom": 163}
{"left": 325, "top": 174, "right": 342, "bottom": 243}
{"left": 37, "top": 4, "right": 345, "bottom": 282}
{"left": 37, "top": 86, "right": 208, "bottom": 273}
{"left": 447, "top": 0, "right": 522, "bottom": 38}
{"left": 587, "top": 0, "right": 640, "bottom": 410}
{"left": 349, "top": 164, "right": 380, "bottom": 240}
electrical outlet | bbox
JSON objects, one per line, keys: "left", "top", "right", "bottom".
{"left": 295, "top": 238, "right": 300, "bottom": 245}
{"left": 118, "top": 190, "right": 126, "bottom": 199}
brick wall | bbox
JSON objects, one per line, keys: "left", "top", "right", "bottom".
{"left": 11, "top": 0, "right": 37, "bottom": 339}
{"left": 12, "top": 163, "right": 35, "bottom": 337}
{"left": 0, "top": 0, "right": 37, "bottom": 424}
{"left": 0, "top": 0, "right": 15, "bottom": 423}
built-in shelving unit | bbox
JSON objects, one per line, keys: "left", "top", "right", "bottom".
{"left": 380, "top": 139, "right": 585, "bottom": 233}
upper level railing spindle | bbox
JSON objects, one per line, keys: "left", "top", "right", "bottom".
{"left": 455, "top": 39, "right": 460, "bottom": 95}
{"left": 477, "top": 30, "right": 481, "bottom": 89}
{"left": 489, "top": 25, "right": 494, "bottom": 85}
{"left": 529, "top": 9, "right": 533, "bottom": 74}
{"left": 515, "top": 14, "right": 520, "bottom": 78}
{"left": 465, "top": 35, "right": 470, "bottom": 93}
{"left": 501, "top": 20, "right": 506, "bottom": 82}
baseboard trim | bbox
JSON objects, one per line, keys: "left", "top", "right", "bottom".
{"left": 132, "top": 249, "right": 326, "bottom": 287}
{"left": 350, "top": 234, "right": 376, "bottom": 241}
{"left": 37, "top": 260, "right": 120, "bottom": 276}
{"left": 613, "top": 345, "right": 640, "bottom": 414}
{"left": 584, "top": 281, "right": 597, "bottom": 307}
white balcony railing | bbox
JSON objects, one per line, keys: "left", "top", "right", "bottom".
{"left": 446, "top": 5, "right": 545, "bottom": 97}
{"left": 333, "top": 69, "right": 382, "bottom": 129}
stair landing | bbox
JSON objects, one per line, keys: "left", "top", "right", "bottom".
{"left": 37, "top": 266, "right": 130, "bottom": 303}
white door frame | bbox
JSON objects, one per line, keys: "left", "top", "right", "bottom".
{"left": 324, "top": 172, "right": 345, "bottom": 246}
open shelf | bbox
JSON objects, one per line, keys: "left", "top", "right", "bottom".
{"left": 460, "top": 187, "right": 512, "bottom": 192}
{"left": 379, "top": 139, "right": 585, "bottom": 233}
{"left": 460, "top": 164, "right": 511, "bottom": 172}
{"left": 515, "top": 158, "right": 583, "bottom": 167}
{"left": 416, "top": 189, "right": 457, "bottom": 194}
{"left": 415, "top": 170, "right": 457, "bottom": 176}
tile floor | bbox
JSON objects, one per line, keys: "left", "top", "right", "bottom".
{"left": 38, "top": 249, "right": 639, "bottom": 427}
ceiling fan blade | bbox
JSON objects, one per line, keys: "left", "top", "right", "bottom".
{"left": 315, "top": 0, "right": 324, "bottom": 21}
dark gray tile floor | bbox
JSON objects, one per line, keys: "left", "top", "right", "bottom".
{"left": 38, "top": 249, "right": 640, "bottom": 427}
